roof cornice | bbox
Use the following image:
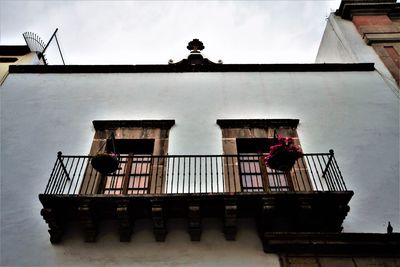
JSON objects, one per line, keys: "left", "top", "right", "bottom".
{"left": 336, "top": 0, "right": 399, "bottom": 20}
{"left": 9, "top": 63, "right": 375, "bottom": 74}
{"left": 0, "top": 45, "right": 31, "bottom": 56}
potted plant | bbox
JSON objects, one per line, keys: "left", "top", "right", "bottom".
{"left": 265, "top": 136, "right": 302, "bottom": 171}
{"left": 91, "top": 152, "right": 119, "bottom": 174}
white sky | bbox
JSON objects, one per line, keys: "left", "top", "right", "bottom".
{"left": 1, "top": 1, "right": 342, "bottom": 65}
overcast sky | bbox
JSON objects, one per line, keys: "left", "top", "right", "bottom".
{"left": 1, "top": 1, "right": 343, "bottom": 65}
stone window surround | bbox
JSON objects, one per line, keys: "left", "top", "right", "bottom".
{"left": 216, "top": 119, "right": 311, "bottom": 192}
{"left": 80, "top": 120, "right": 175, "bottom": 194}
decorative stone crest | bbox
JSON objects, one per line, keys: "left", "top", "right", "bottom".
{"left": 171, "top": 39, "right": 221, "bottom": 67}
{"left": 187, "top": 39, "right": 205, "bottom": 53}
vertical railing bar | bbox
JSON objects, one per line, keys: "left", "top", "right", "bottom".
{"left": 183, "top": 157, "right": 186, "bottom": 193}
{"left": 54, "top": 157, "right": 67, "bottom": 194}
{"left": 221, "top": 156, "right": 225, "bottom": 193}
{"left": 320, "top": 155, "right": 330, "bottom": 190}
{"left": 210, "top": 157, "right": 214, "bottom": 193}
{"left": 140, "top": 156, "right": 145, "bottom": 194}
{"left": 304, "top": 155, "right": 318, "bottom": 191}
{"left": 109, "top": 160, "right": 117, "bottom": 192}
{"left": 290, "top": 160, "right": 299, "bottom": 191}
{"left": 154, "top": 156, "right": 162, "bottom": 195}
{"left": 226, "top": 156, "right": 230, "bottom": 192}
{"left": 329, "top": 154, "right": 342, "bottom": 191}
{"left": 171, "top": 157, "right": 175, "bottom": 194}
{"left": 276, "top": 169, "right": 282, "bottom": 192}
{"left": 176, "top": 157, "right": 181, "bottom": 193}
{"left": 57, "top": 158, "right": 70, "bottom": 194}
{"left": 321, "top": 150, "right": 334, "bottom": 179}
{"left": 109, "top": 172, "right": 116, "bottom": 193}
{"left": 85, "top": 160, "right": 96, "bottom": 194}
{"left": 200, "top": 157, "right": 203, "bottom": 193}
{"left": 316, "top": 155, "right": 328, "bottom": 189}
{"left": 53, "top": 160, "right": 65, "bottom": 194}
{"left": 329, "top": 157, "right": 341, "bottom": 190}
{"left": 311, "top": 155, "right": 323, "bottom": 191}
{"left": 233, "top": 156, "right": 238, "bottom": 192}
{"left": 145, "top": 155, "right": 154, "bottom": 194}
{"left": 161, "top": 156, "right": 167, "bottom": 194}
{"left": 90, "top": 171, "right": 100, "bottom": 195}
{"left": 137, "top": 156, "right": 144, "bottom": 195}
{"left": 188, "top": 157, "right": 191, "bottom": 193}
{"left": 67, "top": 157, "right": 81, "bottom": 194}
{"left": 55, "top": 157, "right": 69, "bottom": 194}
{"left": 216, "top": 156, "right": 219, "bottom": 192}
{"left": 329, "top": 155, "right": 341, "bottom": 191}
{"left": 154, "top": 156, "right": 160, "bottom": 194}
{"left": 61, "top": 157, "right": 75, "bottom": 193}
{"left": 252, "top": 155, "right": 257, "bottom": 192}
{"left": 205, "top": 156, "right": 208, "bottom": 193}
{"left": 144, "top": 156, "right": 151, "bottom": 195}
{"left": 329, "top": 158, "right": 339, "bottom": 190}
{"left": 246, "top": 156, "right": 253, "bottom": 191}
{"left": 319, "top": 155, "right": 333, "bottom": 191}
{"left": 48, "top": 160, "right": 62, "bottom": 194}
{"left": 255, "top": 155, "right": 262, "bottom": 191}
{"left": 193, "top": 156, "right": 197, "bottom": 193}
{"left": 115, "top": 158, "right": 125, "bottom": 193}
{"left": 333, "top": 156, "right": 347, "bottom": 190}
{"left": 165, "top": 157, "right": 170, "bottom": 194}
{"left": 296, "top": 159, "right": 307, "bottom": 191}
{"left": 44, "top": 158, "right": 60, "bottom": 194}
{"left": 73, "top": 157, "right": 87, "bottom": 195}
{"left": 58, "top": 156, "right": 72, "bottom": 181}
{"left": 271, "top": 168, "right": 279, "bottom": 192}
{"left": 322, "top": 154, "right": 336, "bottom": 191}
{"left": 290, "top": 161, "right": 300, "bottom": 191}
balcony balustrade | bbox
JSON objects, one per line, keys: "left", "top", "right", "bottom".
{"left": 39, "top": 151, "right": 353, "bottom": 247}
{"left": 44, "top": 151, "right": 347, "bottom": 195}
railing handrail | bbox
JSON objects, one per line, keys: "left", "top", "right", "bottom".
{"left": 58, "top": 152, "right": 333, "bottom": 158}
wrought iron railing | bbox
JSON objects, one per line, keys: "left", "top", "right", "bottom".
{"left": 43, "top": 150, "right": 347, "bottom": 195}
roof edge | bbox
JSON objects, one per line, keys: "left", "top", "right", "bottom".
{"left": 9, "top": 63, "right": 375, "bottom": 74}
{"left": 0, "top": 45, "right": 31, "bottom": 56}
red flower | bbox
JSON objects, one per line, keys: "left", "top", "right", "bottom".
{"left": 264, "top": 136, "right": 302, "bottom": 171}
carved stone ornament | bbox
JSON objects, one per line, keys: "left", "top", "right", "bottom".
{"left": 187, "top": 39, "right": 205, "bottom": 52}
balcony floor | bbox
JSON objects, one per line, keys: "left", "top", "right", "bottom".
{"left": 39, "top": 190, "right": 353, "bottom": 248}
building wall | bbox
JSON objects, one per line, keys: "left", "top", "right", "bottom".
{"left": 316, "top": 14, "right": 399, "bottom": 93}
{"left": 1, "top": 71, "right": 399, "bottom": 266}
{"left": 0, "top": 52, "right": 40, "bottom": 85}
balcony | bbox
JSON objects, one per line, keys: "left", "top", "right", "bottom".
{"left": 39, "top": 151, "right": 353, "bottom": 249}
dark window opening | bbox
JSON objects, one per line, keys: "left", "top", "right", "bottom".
{"left": 106, "top": 139, "right": 154, "bottom": 154}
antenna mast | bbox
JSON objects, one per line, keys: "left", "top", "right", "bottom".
{"left": 23, "top": 28, "right": 65, "bottom": 65}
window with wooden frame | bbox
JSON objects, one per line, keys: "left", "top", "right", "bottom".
{"left": 101, "top": 139, "right": 154, "bottom": 195}
{"left": 217, "top": 119, "right": 308, "bottom": 193}
{"left": 79, "top": 120, "right": 174, "bottom": 195}
{"left": 236, "top": 138, "right": 292, "bottom": 192}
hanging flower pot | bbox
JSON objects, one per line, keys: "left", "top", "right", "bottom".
{"left": 91, "top": 152, "right": 119, "bottom": 174}
{"left": 265, "top": 137, "right": 302, "bottom": 172}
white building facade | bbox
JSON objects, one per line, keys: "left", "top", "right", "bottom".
{"left": 1, "top": 3, "right": 400, "bottom": 264}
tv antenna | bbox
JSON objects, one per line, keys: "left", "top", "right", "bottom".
{"left": 23, "top": 28, "right": 65, "bottom": 65}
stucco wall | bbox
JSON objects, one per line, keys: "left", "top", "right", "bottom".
{"left": 316, "top": 14, "right": 399, "bottom": 93}
{"left": 0, "top": 52, "right": 40, "bottom": 85}
{"left": 1, "top": 71, "right": 399, "bottom": 266}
